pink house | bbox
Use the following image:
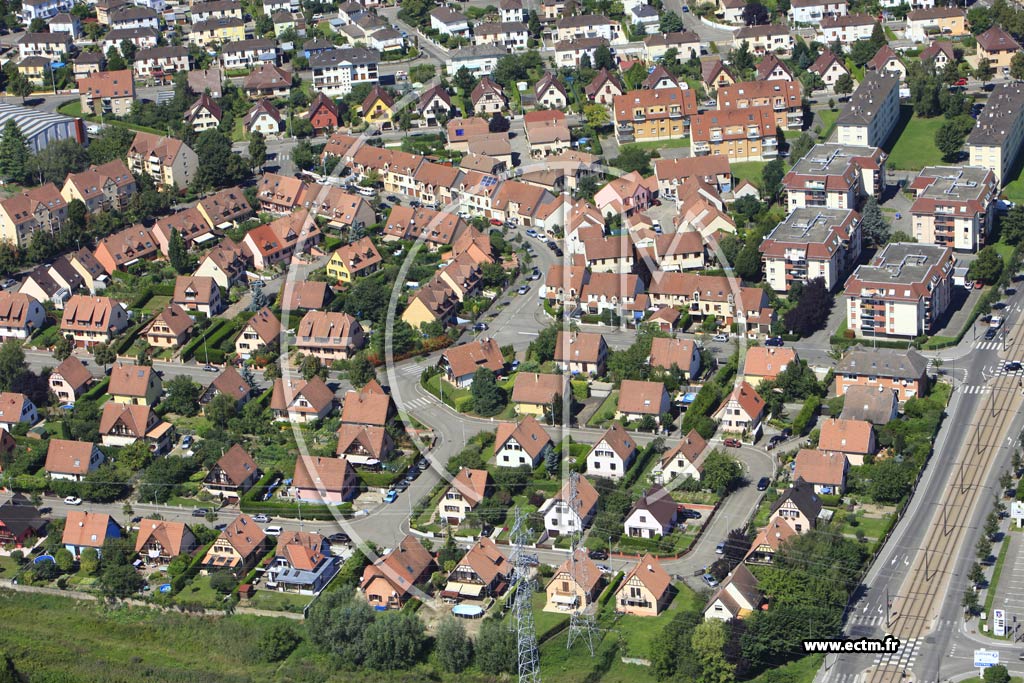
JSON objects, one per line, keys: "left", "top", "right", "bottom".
{"left": 290, "top": 456, "right": 357, "bottom": 503}
{"left": 593, "top": 171, "right": 656, "bottom": 218}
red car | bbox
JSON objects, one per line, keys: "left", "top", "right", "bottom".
{"left": 954, "top": 78, "right": 968, "bottom": 86}
{"left": 489, "top": 219, "right": 502, "bottom": 226}
{"left": 723, "top": 438, "right": 742, "bottom": 448}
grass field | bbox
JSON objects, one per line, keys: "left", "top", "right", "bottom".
{"left": 246, "top": 589, "right": 313, "bottom": 613}
{"left": 885, "top": 107, "right": 945, "bottom": 171}
{"left": 142, "top": 295, "right": 171, "bottom": 313}
{"left": 586, "top": 391, "right": 619, "bottom": 427}
{"left": 815, "top": 109, "right": 840, "bottom": 141}
{"left": 624, "top": 138, "right": 691, "bottom": 152}
{"left": 749, "top": 654, "right": 825, "bottom": 683}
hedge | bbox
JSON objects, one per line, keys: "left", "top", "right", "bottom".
{"left": 113, "top": 317, "right": 152, "bottom": 355}
{"left": 180, "top": 319, "right": 228, "bottom": 361}
{"left": 239, "top": 468, "right": 356, "bottom": 519}
{"left": 571, "top": 380, "right": 589, "bottom": 401}
{"left": 78, "top": 378, "right": 110, "bottom": 403}
{"left": 598, "top": 571, "right": 623, "bottom": 608}
{"left": 792, "top": 395, "right": 820, "bottom": 436}
{"left": 171, "top": 540, "right": 215, "bottom": 594}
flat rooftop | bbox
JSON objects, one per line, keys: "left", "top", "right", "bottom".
{"left": 914, "top": 166, "right": 992, "bottom": 202}
{"left": 766, "top": 208, "right": 855, "bottom": 244}
{"left": 788, "top": 143, "right": 881, "bottom": 177}
{"left": 854, "top": 242, "right": 950, "bottom": 285}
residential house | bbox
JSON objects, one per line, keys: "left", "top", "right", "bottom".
{"left": 587, "top": 423, "right": 638, "bottom": 480}
{"left": 554, "top": 14, "right": 622, "bottom": 43}
{"left": 194, "top": 239, "right": 249, "bottom": 292}
{"left": 909, "top": 165, "right": 998, "bottom": 252}
{"left": 109, "top": 363, "right": 162, "bottom": 406}
{"left": 0, "top": 393, "right": 36, "bottom": 432}
{"left": 919, "top": 41, "right": 956, "bottom": 70}
{"left": 429, "top": 6, "right": 470, "bottom": 36}
{"left": 808, "top": 49, "right": 849, "bottom": 91}
{"left": 401, "top": 277, "right": 459, "bottom": 330}
{"left": 976, "top": 25, "right": 1020, "bottom": 71}
{"left": 713, "top": 381, "right": 766, "bottom": 436}
{"left": 446, "top": 43, "right": 506, "bottom": 75}
{"left": 584, "top": 68, "right": 624, "bottom": 105}
{"left": 438, "top": 468, "right": 492, "bottom": 525}
{"left": 340, "top": 381, "right": 394, "bottom": 428}
{"left": 133, "top": 46, "right": 190, "bottom": 82}
{"left": 0, "top": 493, "right": 44, "bottom": 548}
{"left": 295, "top": 310, "right": 364, "bottom": 363}
{"left": 624, "top": 485, "right": 678, "bottom": 538}
{"left": 135, "top": 520, "right": 197, "bottom": 565}
{"left": 704, "top": 564, "right": 763, "bottom": 621}
{"left": 544, "top": 549, "right": 605, "bottom": 612}
{"left": 153, "top": 208, "right": 215, "bottom": 254}
{"left": 835, "top": 346, "right": 929, "bottom": 401}
{"left": 788, "top": 0, "right": 847, "bottom": 23}
{"left": 654, "top": 155, "right": 733, "bottom": 197}
{"left": 768, "top": 478, "right": 822, "bottom": 533}
{"left": 143, "top": 304, "right": 194, "bottom": 348}
{"left": 335, "top": 422, "right": 395, "bottom": 465}
{"left": 67, "top": 249, "right": 107, "bottom": 294}
{"left": 646, "top": 273, "right": 775, "bottom": 334}
{"left": 326, "top": 237, "right": 381, "bottom": 283}
{"left": 93, "top": 225, "right": 158, "bottom": 274}
{"left": 270, "top": 377, "right": 335, "bottom": 423}
{"left": 197, "top": 188, "right": 252, "bottom": 230}
{"left": 540, "top": 474, "right": 600, "bottom": 537}
{"left": 17, "top": 31, "right": 71, "bottom": 60}
{"left": 200, "top": 366, "right": 253, "bottom": 411}
{"left": 867, "top": 44, "right": 906, "bottom": 81}
{"left": 439, "top": 337, "right": 505, "bottom": 388}
{"left": 99, "top": 403, "right": 173, "bottom": 453}
{"left": 616, "top": 380, "right": 670, "bottom": 424}
{"left": 217, "top": 38, "right": 278, "bottom": 69}
{"left": 535, "top": 72, "right": 568, "bottom": 109}
{"left": 266, "top": 531, "right": 338, "bottom": 594}
{"left": 474, "top": 21, "right": 528, "bottom": 50}
{"left": 643, "top": 30, "right": 701, "bottom": 61}
{"left": 471, "top": 76, "right": 507, "bottom": 114}
{"left": 760, "top": 207, "right": 863, "bottom": 292}
{"left": 819, "top": 14, "right": 876, "bottom": 45}
{"left": 839, "top": 385, "right": 898, "bottom": 425}
{"left": 615, "top": 555, "right": 674, "bottom": 616}
{"left": 818, "top": 417, "right": 876, "bottom": 466}
{"left": 733, "top": 24, "right": 794, "bottom": 53}
{"left": 172, "top": 275, "right": 223, "bottom": 317}
{"left": 653, "top": 430, "right": 708, "bottom": 485}
{"left": 511, "top": 372, "right": 568, "bottom": 417}
{"left": 309, "top": 47, "right": 380, "bottom": 98}
{"left": 63, "top": 511, "right": 121, "bottom": 558}
{"left": 242, "top": 209, "right": 323, "bottom": 270}
{"left": 648, "top": 338, "right": 700, "bottom": 379}
{"left": 187, "top": 68, "right": 224, "bottom": 97}
{"left": 717, "top": 79, "right": 803, "bottom": 132}
{"left": 49, "top": 356, "right": 93, "bottom": 403}
{"left": 291, "top": 455, "right": 357, "bottom": 503}
{"left": 127, "top": 132, "right": 199, "bottom": 188}
{"left": 360, "top": 535, "right": 434, "bottom": 609}
{"left": 593, "top": 171, "right": 655, "bottom": 217}
{"left": 235, "top": 307, "right": 280, "bottom": 359}
{"left": 60, "top": 160, "right": 136, "bottom": 214}
{"left": 201, "top": 513, "right": 268, "bottom": 576}
{"left": 416, "top": 85, "right": 453, "bottom": 128}
{"left": 495, "top": 416, "right": 553, "bottom": 468}
{"left": 793, "top": 448, "right": 848, "bottom": 494}
{"left": 59, "top": 296, "right": 128, "bottom": 348}
{"left": 44, "top": 439, "right": 104, "bottom": 481}
{"left": 844, "top": 242, "right": 954, "bottom": 339}
{"left": 0, "top": 292, "right": 45, "bottom": 341}
{"left": 308, "top": 92, "right": 339, "bottom": 133}
{"left": 554, "top": 331, "right": 608, "bottom": 376}
{"left": 745, "top": 517, "right": 797, "bottom": 564}
{"left": 245, "top": 99, "right": 283, "bottom": 136}
{"left": 0, "top": 183, "right": 68, "bottom": 248}
{"left": 203, "top": 445, "right": 260, "bottom": 499}
{"left": 742, "top": 346, "right": 797, "bottom": 386}
{"left": 361, "top": 85, "right": 394, "bottom": 130}
{"left": 756, "top": 53, "right": 795, "bottom": 81}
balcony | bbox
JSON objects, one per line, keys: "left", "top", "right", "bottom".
{"left": 763, "top": 137, "right": 778, "bottom": 146}
{"left": 692, "top": 141, "right": 710, "bottom": 155}
{"left": 747, "top": 130, "right": 761, "bottom": 140}
{"left": 709, "top": 133, "right": 722, "bottom": 142}
{"left": 632, "top": 112, "right": 646, "bottom": 122}
{"left": 763, "top": 146, "right": 779, "bottom": 158}
{"left": 773, "top": 101, "right": 785, "bottom": 111}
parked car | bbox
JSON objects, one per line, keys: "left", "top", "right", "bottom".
{"left": 384, "top": 489, "right": 398, "bottom": 503}
{"left": 985, "top": 327, "right": 998, "bottom": 341}
{"left": 757, "top": 477, "right": 771, "bottom": 491}
{"left": 765, "top": 336, "right": 785, "bottom": 347}
{"left": 1007, "top": 287, "right": 1018, "bottom": 296}
{"left": 588, "top": 549, "right": 609, "bottom": 561}
{"left": 723, "top": 437, "right": 741, "bottom": 448}
{"left": 63, "top": 496, "right": 82, "bottom": 506}
{"left": 386, "top": 195, "right": 399, "bottom": 203}
{"left": 181, "top": 435, "right": 193, "bottom": 448}
{"left": 992, "top": 301, "right": 1007, "bottom": 309}
{"left": 518, "top": 284, "right": 530, "bottom": 295}
{"left": 712, "top": 333, "right": 729, "bottom": 342}
{"left": 702, "top": 573, "right": 719, "bottom": 588}
{"left": 329, "top": 533, "right": 351, "bottom": 545}
{"left": 596, "top": 564, "right": 613, "bottom": 574}
{"left": 191, "top": 508, "right": 209, "bottom": 517}
{"left": 252, "top": 513, "right": 270, "bottom": 523}
{"left": 265, "top": 525, "right": 283, "bottom": 536}
{"left": 780, "top": 427, "right": 792, "bottom": 438}
{"left": 525, "top": 229, "right": 538, "bottom": 238}
{"left": 490, "top": 219, "right": 503, "bottom": 226}
{"left": 417, "top": 458, "right": 429, "bottom": 469}
{"left": 954, "top": 77, "right": 968, "bottom": 86}
{"left": 474, "top": 322, "right": 489, "bottom": 331}
{"left": 406, "top": 468, "right": 421, "bottom": 480}
{"left": 715, "top": 542, "right": 725, "bottom": 554}
{"left": 395, "top": 480, "right": 410, "bottom": 492}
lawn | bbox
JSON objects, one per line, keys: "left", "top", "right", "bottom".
{"left": 247, "top": 589, "right": 313, "bottom": 613}
{"left": 177, "top": 574, "right": 234, "bottom": 609}
{"left": 586, "top": 391, "right": 619, "bottom": 427}
{"left": 885, "top": 106, "right": 945, "bottom": 171}
{"left": 748, "top": 654, "right": 825, "bottom": 683}
{"left": 532, "top": 590, "right": 569, "bottom": 638}
{"left": 815, "top": 109, "right": 840, "bottom": 141}
{"left": 141, "top": 295, "right": 171, "bottom": 313}
{"left": 617, "top": 582, "right": 701, "bottom": 659}
{"left": 729, "top": 160, "right": 789, "bottom": 190}
{"left": 624, "top": 138, "right": 691, "bottom": 152}
{"left": 0, "top": 555, "right": 23, "bottom": 578}
{"left": 982, "top": 534, "right": 1011, "bottom": 624}
{"left": 1002, "top": 165, "right": 1024, "bottom": 205}
{"left": 57, "top": 100, "right": 165, "bottom": 135}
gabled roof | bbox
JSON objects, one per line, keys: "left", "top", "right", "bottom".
{"left": 716, "top": 381, "right": 765, "bottom": 419}
{"left": 793, "top": 449, "right": 847, "bottom": 486}
{"left": 495, "top": 415, "right": 552, "bottom": 459}
{"left": 270, "top": 376, "right": 335, "bottom": 413}
{"left": 147, "top": 304, "right": 194, "bottom": 338}
{"left": 63, "top": 511, "right": 119, "bottom": 549}
{"left": 45, "top": 439, "right": 100, "bottom": 476}
{"left": 819, "top": 417, "right": 875, "bottom": 453}
{"left": 617, "top": 379, "right": 668, "bottom": 416}
{"left": 836, "top": 346, "right": 928, "bottom": 380}
{"left": 276, "top": 530, "right": 329, "bottom": 571}
{"left": 743, "top": 346, "right": 796, "bottom": 381}
{"left": 746, "top": 516, "right": 797, "bottom": 560}
{"left": 511, "top": 372, "right": 566, "bottom": 406}
{"left": 553, "top": 330, "right": 606, "bottom": 364}
{"left": 756, "top": 52, "right": 793, "bottom": 80}
{"left": 219, "top": 513, "right": 267, "bottom": 558}
{"left": 442, "top": 338, "right": 504, "bottom": 378}
{"left": 341, "top": 383, "right": 393, "bottom": 427}
{"left": 242, "top": 307, "right": 281, "bottom": 346}
{"left": 660, "top": 429, "right": 708, "bottom": 471}
{"left": 453, "top": 536, "right": 509, "bottom": 585}
{"left": 592, "top": 422, "right": 636, "bottom": 461}
{"left": 109, "top": 363, "right": 156, "bottom": 398}
{"left": 808, "top": 49, "right": 846, "bottom": 76}
{"left": 52, "top": 356, "right": 92, "bottom": 391}
{"left": 839, "top": 385, "right": 897, "bottom": 425}
{"left": 211, "top": 445, "right": 258, "bottom": 487}
{"left": 360, "top": 534, "right": 433, "bottom": 597}
{"left": 292, "top": 455, "right": 354, "bottom": 494}
{"left": 135, "top": 519, "right": 195, "bottom": 557}
{"left": 620, "top": 554, "right": 671, "bottom": 599}
{"left": 208, "top": 365, "right": 251, "bottom": 402}
{"left": 551, "top": 474, "right": 600, "bottom": 519}
{"left": 977, "top": 25, "right": 1020, "bottom": 53}
{"left": 648, "top": 337, "right": 697, "bottom": 371}
{"left": 770, "top": 478, "right": 822, "bottom": 520}
{"left": 628, "top": 484, "right": 677, "bottom": 526}
{"left": 335, "top": 423, "right": 391, "bottom": 460}
{"left": 450, "top": 468, "right": 492, "bottom": 507}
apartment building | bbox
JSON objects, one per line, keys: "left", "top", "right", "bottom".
{"left": 716, "top": 79, "right": 803, "bottom": 131}
{"left": 0, "top": 183, "right": 67, "bottom": 248}
{"left": 819, "top": 13, "right": 876, "bottom": 45}
{"left": 967, "top": 82, "right": 1024, "bottom": 185}
{"left": 78, "top": 69, "right": 135, "bottom": 117}
{"left": 904, "top": 7, "right": 967, "bottom": 42}
{"left": 836, "top": 72, "right": 900, "bottom": 147}
{"left": 909, "top": 166, "right": 998, "bottom": 252}
{"left": 760, "top": 207, "right": 862, "bottom": 292}
{"left": 844, "top": 242, "right": 955, "bottom": 338}
{"left": 732, "top": 24, "right": 794, "bottom": 54}
{"left": 690, "top": 106, "right": 779, "bottom": 162}
{"left": 788, "top": 0, "right": 847, "bottom": 23}
{"left": 309, "top": 47, "right": 379, "bottom": 97}
{"left": 783, "top": 143, "right": 887, "bottom": 211}
{"left": 126, "top": 132, "right": 198, "bottom": 188}
{"left": 61, "top": 160, "right": 137, "bottom": 214}
{"left": 612, "top": 87, "right": 698, "bottom": 143}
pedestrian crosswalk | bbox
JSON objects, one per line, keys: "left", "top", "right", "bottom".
{"left": 848, "top": 614, "right": 886, "bottom": 628}
{"left": 397, "top": 396, "right": 435, "bottom": 410}
{"left": 976, "top": 340, "right": 1005, "bottom": 351}
{"left": 873, "top": 636, "right": 920, "bottom": 670}
{"left": 961, "top": 385, "right": 992, "bottom": 395}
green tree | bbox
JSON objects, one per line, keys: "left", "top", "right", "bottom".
{"left": 248, "top": 131, "right": 267, "bottom": 172}
{"left": 659, "top": 10, "right": 684, "bottom": 32}
{"left": 88, "top": 126, "right": 136, "bottom": 165}
{"left": 475, "top": 618, "right": 517, "bottom": 674}
{"left": 702, "top": 450, "right": 742, "bottom": 492}
{"left": 784, "top": 277, "right": 832, "bottom": 337}
{"left": 300, "top": 354, "right": 326, "bottom": 381}
{"left": 984, "top": 664, "right": 1011, "bottom": 683}
{"left": 100, "top": 563, "right": 145, "bottom": 598}
{"left": 967, "top": 246, "right": 1003, "bottom": 285}
{"left": 347, "top": 354, "right": 377, "bottom": 388}
{"left": 935, "top": 117, "right": 971, "bottom": 162}
{"left": 453, "top": 66, "right": 477, "bottom": 95}
{"left": 54, "top": 548, "right": 75, "bottom": 573}
{"left": 0, "top": 340, "right": 24, "bottom": 392}
{"left": 529, "top": 322, "right": 559, "bottom": 363}
{"left": 651, "top": 609, "right": 702, "bottom": 680}
{"left": 470, "top": 367, "right": 507, "bottom": 416}
{"left": 435, "top": 617, "right": 473, "bottom": 673}
{"left": 734, "top": 238, "right": 762, "bottom": 282}
{"left": 613, "top": 144, "right": 654, "bottom": 175}
{"left": 1001, "top": 205, "right": 1024, "bottom": 246}
{"left": 976, "top": 535, "right": 992, "bottom": 561}
{"left": 582, "top": 103, "right": 610, "bottom": 127}
{"left": 788, "top": 132, "right": 815, "bottom": 162}
{"left": 292, "top": 139, "right": 315, "bottom": 171}
{"left": 1011, "top": 51, "right": 1024, "bottom": 81}
{"left": 80, "top": 547, "right": 100, "bottom": 575}
{"left": 257, "top": 622, "right": 301, "bottom": 662}
{"left": 163, "top": 375, "right": 201, "bottom": 416}
{"left": 834, "top": 73, "right": 854, "bottom": 96}
{"left": 760, "top": 158, "right": 785, "bottom": 201}
{"left": 209, "top": 570, "right": 237, "bottom": 594}
{"left": 360, "top": 610, "right": 427, "bottom": 670}
{"left": 974, "top": 57, "right": 995, "bottom": 82}
{"left": 968, "top": 562, "right": 986, "bottom": 587}
{"left": 0, "top": 120, "right": 30, "bottom": 183}
{"left": 106, "top": 45, "right": 127, "bottom": 71}
{"left": 860, "top": 196, "right": 890, "bottom": 246}
{"left": 204, "top": 392, "right": 236, "bottom": 429}
{"left": 8, "top": 74, "right": 33, "bottom": 103}
{"left": 167, "top": 228, "right": 189, "bottom": 274}
{"left": 593, "top": 43, "right": 614, "bottom": 70}
{"left": 691, "top": 619, "right": 735, "bottom": 683}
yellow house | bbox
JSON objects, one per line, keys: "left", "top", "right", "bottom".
{"left": 361, "top": 85, "right": 395, "bottom": 131}
{"left": 511, "top": 372, "right": 568, "bottom": 417}
{"left": 188, "top": 18, "right": 246, "bottom": 48}
{"left": 326, "top": 237, "right": 382, "bottom": 284}
{"left": 614, "top": 554, "right": 674, "bottom": 617}
{"left": 109, "top": 363, "right": 163, "bottom": 406}
{"left": 401, "top": 278, "right": 457, "bottom": 330}
{"left": 17, "top": 57, "right": 49, "bottom": 87}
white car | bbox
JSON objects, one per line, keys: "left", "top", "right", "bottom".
{"left": 712, "top": 333, "right": 729, "bottom": 342}
{"left": 63, "top": 496, "right": 82, "bottom": 506}
{"left": 265, "top": 525, "right": 283, "bottom": 536}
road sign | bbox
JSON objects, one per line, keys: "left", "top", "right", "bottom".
{"left": 994, "top": 609, "right": 1007, "bottom": 637}
{"left": 974, "top": 649, "right": 1000, "bottom": 668}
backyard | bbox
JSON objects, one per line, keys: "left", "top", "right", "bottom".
{"left": 885, "top": 106, "right": 945, "bottom": 171}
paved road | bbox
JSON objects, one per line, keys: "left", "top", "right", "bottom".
{"left": 818, "top": 284, "right": 1024, "bottom": 683}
